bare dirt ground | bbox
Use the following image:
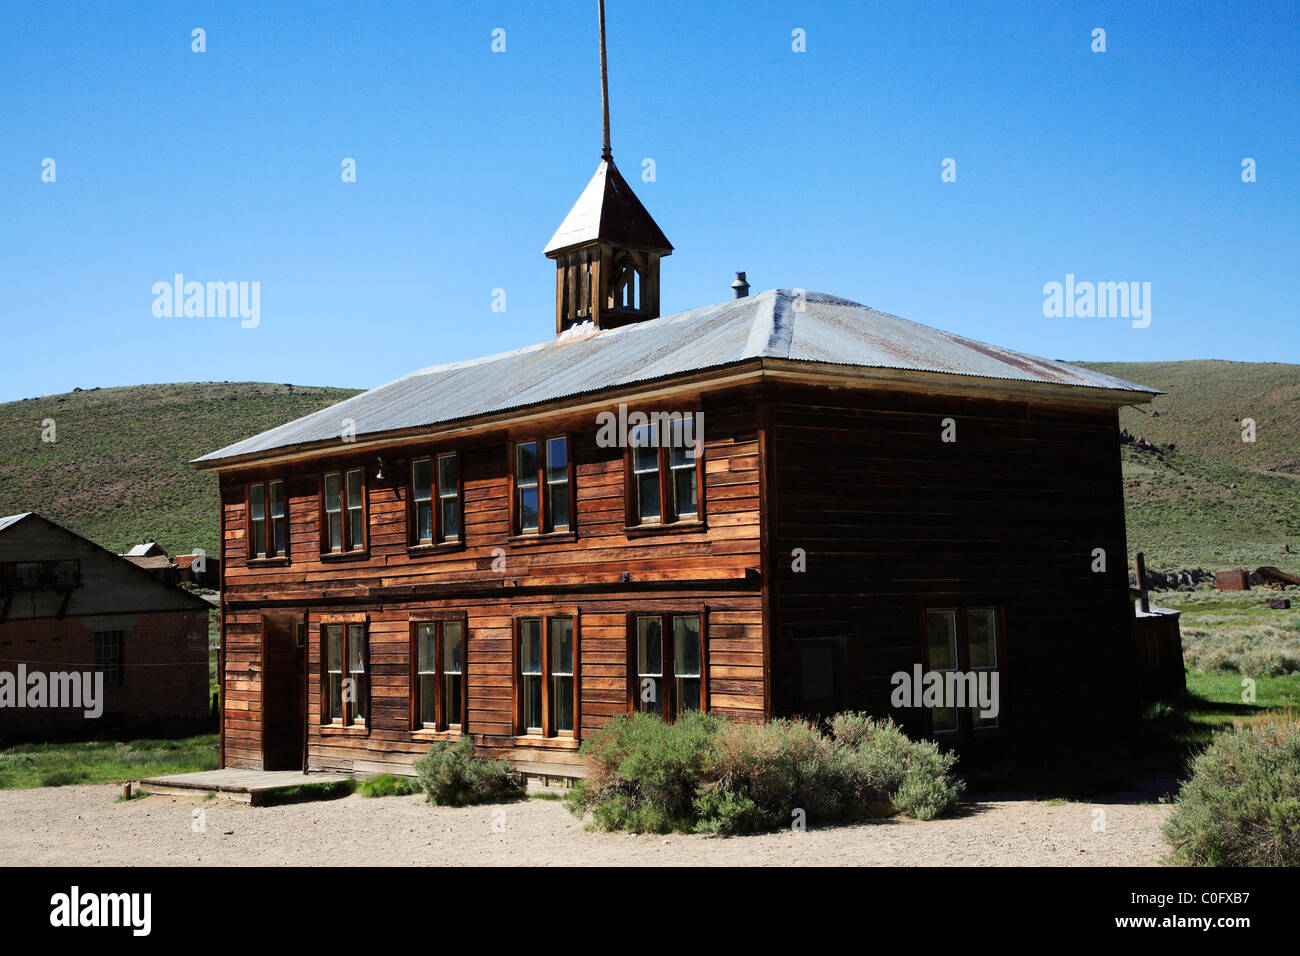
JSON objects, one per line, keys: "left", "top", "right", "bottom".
{"left": 0, "top": 785, "right": 1172, "bottom": 866}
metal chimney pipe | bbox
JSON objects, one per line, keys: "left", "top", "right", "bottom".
{"left": 731, "top": 271, "right": 749, "bottom": 299}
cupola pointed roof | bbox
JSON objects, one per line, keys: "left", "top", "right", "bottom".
{"left": 543, "top": 159, "right": 673, "bottom": 256}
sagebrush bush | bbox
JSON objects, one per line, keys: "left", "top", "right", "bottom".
{"left": 889, "top": 741, "right": 965, "bottom": 820}
{"left": 565, "top": 710, "right": 721, "bottom": 832}
{"left": 567, "top": 710, "right": 963, "bottom": 834}
{"left": 832, "top": 714, "right": 964, "bottom": 820}
{"left": 414, "top": 737, "right": 525, "bottom": 806}
{"left": 1163, "top": 718, "right": 1300, "bottom": 866}
{"left": 694, "top": 718, "right": 852, "bottom": 833}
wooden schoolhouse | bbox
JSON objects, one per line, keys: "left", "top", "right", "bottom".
{"left": 194, "top": 15, "right": 1157, "bottom": 780}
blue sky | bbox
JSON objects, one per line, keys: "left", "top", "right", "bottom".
{"left": 2, "top": 0, "right": 1296, "bottom": 402}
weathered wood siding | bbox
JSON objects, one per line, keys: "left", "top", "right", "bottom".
{"left": 766, "top": 381, "right": 1138, "bottom": 756}
{"left": 218, "top": 388, "right": 765, "bottom": 772}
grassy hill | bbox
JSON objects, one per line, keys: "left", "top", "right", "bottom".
{"left": 1078, "top": 361, "right": 1300, "bottom": 573}
{"left": 1078, "top": 360, "right": 1300, "bottom": 474}
{"left": 1, "top": 362, "right": 1296, "bottom": 572}
{"left": 1115, "top": 444, "right": 1300, "bottom": 572}
{"left": 0, "top": 383, "right": 360, "bottom": 556}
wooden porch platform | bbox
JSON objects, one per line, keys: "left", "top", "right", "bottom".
{"left": 137, "top": 768, "right": 351, "bottom": 805}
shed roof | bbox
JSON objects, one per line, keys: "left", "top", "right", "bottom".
{"left": 194, "top": 289, "right": 1159, "bottom": 466}
{"left": 123, "top": 555, "right": 176, "bottom": 571}
{"left": 0, "top": 513, "right": 32, "bottom": 534}
{"left": 0, "top": 512, "right": 208, "bottom": 609}
{"left": 124, "top": 542, "right": 166, "bottom": 558}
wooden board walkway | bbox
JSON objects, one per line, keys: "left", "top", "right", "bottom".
{"left": 138, "top": 768, "right": 350, "bottom": 805}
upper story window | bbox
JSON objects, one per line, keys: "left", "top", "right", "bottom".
{"left": 247, "top": 479, "right": 287, "bottom": 560}
{"left": 411, "top": 452, "right": 461, "bottom": 546}
{"left": 15, "top": 562, "right": 44, "bottom": 589}
{"left": 512, "top": 436, "right": 572, "bottom": 536}
{"left": 49, "top": 559, "right": 80, "bottom": 589}
{"left": 322, "top": 468, "right": 366, "bottom": 554}
{"left": 516, "top": 614, "right": 578, "bottom": 738}
{"left": 627, "top": 418, "right": 703, "bottom": 527}
{"left": 922, "top": 607, "right": 1004, "bottom": 736}
{"left": 631, "top": 613, "right": 705, "bottom": 718}
{"left": 323, "top": 621, "right": 367, "bottom": 725}
{"left": 0, "top": 560, "right": 80, "bottom": 592}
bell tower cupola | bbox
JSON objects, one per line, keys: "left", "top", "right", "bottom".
{"left": 544, "top": 0, "right": 672, "bottom": 334}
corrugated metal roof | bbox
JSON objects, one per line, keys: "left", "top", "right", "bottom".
{"left": 195, "top": 289, "right": 1159, "bottom": 464}
{"left": 0, "top": 513, "right": 32, "bottom": 534}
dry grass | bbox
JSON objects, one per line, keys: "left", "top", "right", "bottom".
{"left": 1156, "top": 589, "right": 1300, "bottom": 676}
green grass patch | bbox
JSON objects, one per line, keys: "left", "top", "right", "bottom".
{"left": 1184, "top": 670, "right": 1300, "bottom": 714}
{"left": 0, "top": 734, "right": 218, "bottom": 790}
{"left": 1135, "top": 668, "right": 1300, "bottom": 786}
{"left": 357, "top": 773, "right": 419, "bottom": 798}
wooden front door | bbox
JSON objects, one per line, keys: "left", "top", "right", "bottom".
{"left": 261, "top": 614, "right": 306, "bottom": 770}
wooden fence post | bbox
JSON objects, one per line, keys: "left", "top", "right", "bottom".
{"left": 1134, "top": 552, "right": 1150, "bottom": 613}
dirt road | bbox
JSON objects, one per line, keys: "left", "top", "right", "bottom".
{"left": 0, "top": 784, "right": 1172, "bottom": 866}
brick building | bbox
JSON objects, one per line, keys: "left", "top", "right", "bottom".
{"left": 0, "top": 513, "right": 211, "bottom": 739}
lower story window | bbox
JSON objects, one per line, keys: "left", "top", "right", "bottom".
{"left": 324, "top": 622, "right": 367, "bottom": 724}
{"left": 414, "top": 619, "right": 465, "bottom": 731}
{"left": 550, "top": 617, "right": 574, "bottom": 734}
{"left": 94, "top": 631, "right": 124, "bottom": 688}
{"left": 516, "top": 615, "right": 578, "bottom": 737}
{"left": 922, "top": 606, "right": 1003, "bottom": 735}
{"left": 631, "top": 613, "right": 704, "bottom": 718}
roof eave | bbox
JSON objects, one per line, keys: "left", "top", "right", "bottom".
{"left": 543, "top": 237, "right": 674, "bottom": 258}
{"left": 190, "top": 358, "right": 769, "bottom": 472}
{"left": 761, "top": 357, "right": 1162, "bottom": 405}
{"left": 192, "top": 356, "right": 1156, "bottom": 472}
